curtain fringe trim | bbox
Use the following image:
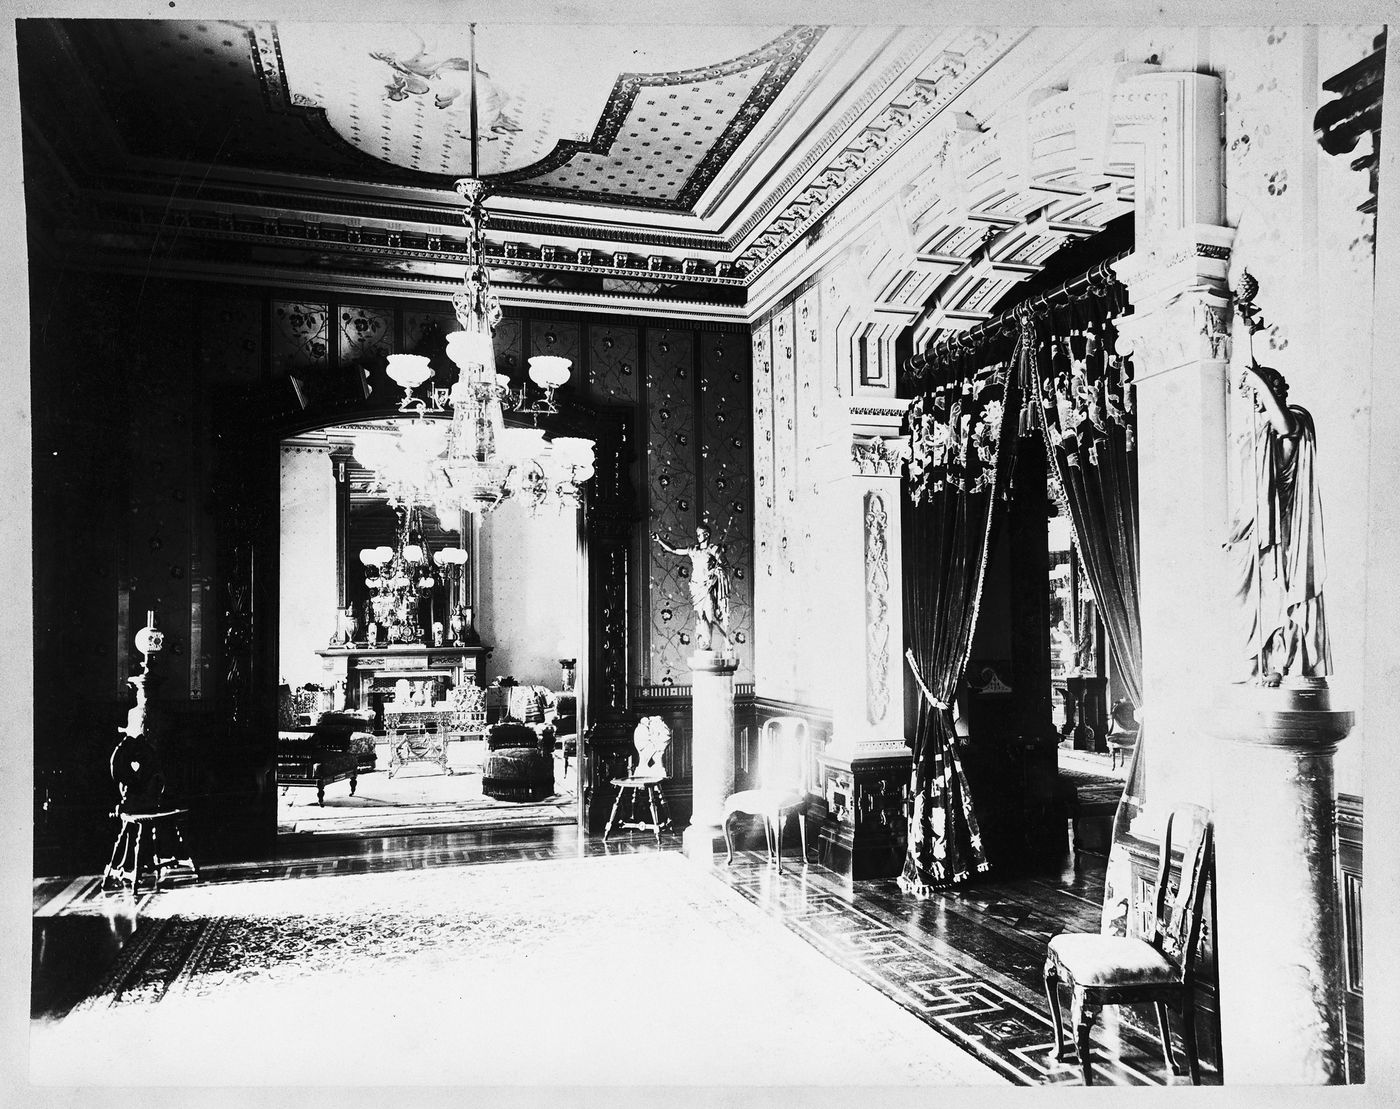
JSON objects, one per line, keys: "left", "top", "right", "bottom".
{"left": 897, "top": 860, "right": 992, "bottom": 898}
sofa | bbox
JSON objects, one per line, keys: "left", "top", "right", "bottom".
{"left": 277, "top": 728, "right": 359, "bottom": 806}
{"left": 312, "top": 710, "right": 379, "bottom": 771}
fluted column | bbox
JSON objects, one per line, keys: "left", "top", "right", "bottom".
{"left": 1209, "top": 686, "right": 1354, "bottom": 1083}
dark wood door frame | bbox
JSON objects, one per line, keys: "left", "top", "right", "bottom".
{"left": 210, "top": 383, "right": 636, "bottom": 856}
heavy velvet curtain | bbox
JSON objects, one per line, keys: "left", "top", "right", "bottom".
{"left": 1021, "top": 287, "right": 1142, "bottom": 708}
{"left": 1018, "top": 285, "right": 1144, "bottom": 933}
{"left": 898, "top": 349, "right": 1019, "bottom": 896}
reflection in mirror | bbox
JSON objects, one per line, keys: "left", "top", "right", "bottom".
{"left": 278, "top": 418, "right": 472, "bottom": 692}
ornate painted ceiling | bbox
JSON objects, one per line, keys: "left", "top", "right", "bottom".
{"left": 17, "top": 17, "right": 1037, "bottom": 317}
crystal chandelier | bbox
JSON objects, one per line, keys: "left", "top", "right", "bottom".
{"left": 380, "top": 23, "right": 594, "bottom": 517}
{"left": 358, "top": 501, "right": 465, "bottom": 647}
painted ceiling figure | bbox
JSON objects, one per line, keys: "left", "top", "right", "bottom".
{"left": 653, "top": 525, "right": 731, "bottom": 654}
{"left": 1226, "top": 361, "right": 1331, "bottom": 684}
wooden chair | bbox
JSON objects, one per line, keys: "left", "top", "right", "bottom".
{"left": 722, "top": 715, "right": 810, "bottom": 874}
{"left": 1106, "top": 699, "right": 1140, "bottom": 771}
{"left": 603, "top": 716, "right": 674, "bottom": 844}
{"left": 102, "top": 734, "right": 199, "bottom": 894}
{"left": 1043, "top": 804, "right": 1213, "bottom": 1085}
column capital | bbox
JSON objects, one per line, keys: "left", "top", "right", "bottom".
{"left": 850, "top": 434, "right": 910, "bottom": 478}
{"left": 1111, "top": 226, "right": 1237, "bottom": 379}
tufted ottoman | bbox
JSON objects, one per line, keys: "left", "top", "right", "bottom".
{"left": 481, "top": 722, "right": 555, "bottom": 801}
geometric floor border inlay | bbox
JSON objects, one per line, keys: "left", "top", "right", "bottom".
{"left": 711, "top": 852, "right": 1182, "bottom": 1086}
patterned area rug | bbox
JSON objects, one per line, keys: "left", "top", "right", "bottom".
{"left": 279, "top": 760, "right": 576, "bottom": 835}
{"left": 32, "top": 853, "right": 1007, "bottom": 1087}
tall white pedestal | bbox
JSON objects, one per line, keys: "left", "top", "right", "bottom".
{"left": 1208, "top": 683, "right": 1354, "bottom": 1084}
{"left": 682, "top": 651, "right": 738, "bottom": 866}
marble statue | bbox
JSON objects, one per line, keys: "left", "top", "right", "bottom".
{"left": 653, "top": 525, "right": 732, "bottom": 654}
{"left": 1226, "top": 360, "right": 1331, "bottom": 683}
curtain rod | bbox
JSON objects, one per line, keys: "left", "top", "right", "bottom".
{"left": 908, "top": 249, "right": 1131, "bottom": 374}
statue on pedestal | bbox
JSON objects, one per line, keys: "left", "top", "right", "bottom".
{"left": 653, "top": 524, "right": 731, "bottom": 655}
{"left": 1225, "top": 273, "right": 1331, "bottom": 684}
{"left": 330, "top": 607, "right": 356, "bottom": 647}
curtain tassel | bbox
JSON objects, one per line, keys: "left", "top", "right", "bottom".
{"left": 904, "top": 649, "right": 949, "bottom": 710}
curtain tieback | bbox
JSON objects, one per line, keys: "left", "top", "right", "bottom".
{"left": 904, "top": 649, "right": 949, "bottom": 710}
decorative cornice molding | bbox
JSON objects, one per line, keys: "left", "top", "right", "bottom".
{"left": 735, "top": 29, "right": 1019, "bottom": 282}
{"left": 727, "top": 28, "right": 943, "bottom": 242}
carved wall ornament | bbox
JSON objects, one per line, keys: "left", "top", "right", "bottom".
{"left": 851, "top": 435, "right": 910, "bottom": 476}
{"left": 1111, "top": 277, "right": 1233, "bottom": 376}
{"left": 966, "top": 664, "right": 1012, "bottom": 695}
{"left": 1314, "top": 29, "right": 1385, "bottom": 215}
{"left": 864, "top": 491, "right": 891, "bottom": 725}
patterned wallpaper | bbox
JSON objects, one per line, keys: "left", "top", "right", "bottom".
{"left": 122, "top": 284, "right": 206, "bottom": 702}
{"left": 645, "top": 328, "right": 699, "bottom": 684}
{"left": 271, "top": 301, "right": 329, "bottom": 377}
{"left": 750, "top": 323, "right": 776, "bottom": 691}
{"left": 792, "top": 288, "right": 825, "bottom": 703}
{"left": 199, "top": 297, "right": 262, "bottom": 384}
{"left": 699, "top": 331, "right": 754, "bottom": 683}
{"left": 587, "top": 324, "right": 642, "bottom": 405}
{"left": 528, "top": 318, "right": 583, "bottom": 370}
{"left": 770, "top": 304, "right": 800, "bottom": 698}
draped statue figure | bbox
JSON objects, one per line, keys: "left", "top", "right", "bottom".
{"left": 1225, "top": 361, "right": 1331, "bottom": 683}
{"left": 653, "top": 525, "right": 731, "bottom": 653}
